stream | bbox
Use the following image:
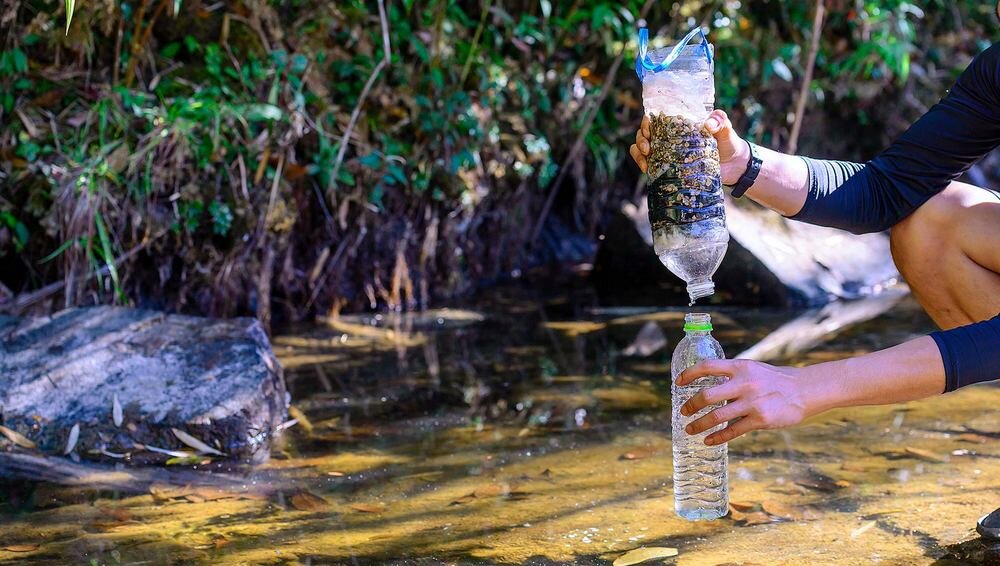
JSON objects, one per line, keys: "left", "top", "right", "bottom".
{"left": 0, "top": 285, "right": 998, "bottom": 565}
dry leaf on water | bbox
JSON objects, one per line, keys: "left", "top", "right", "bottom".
{"left": 729, "top": 501, "right": 757, "bottom": 512}
{"left": 613, "top": 546, "right": 679, "bottom": 566}
{"left": 904, "top": 447, "right": 945, "bottom": 463}
{"left": 794, "top": 473, "right": 848, "bottom": 492}
{"left": 349, "top": 503, "right": 385, "bottom": 513}
{"left": 1, "top": 544, "right": 39, "bottom": 552}
{"left": 289, "top": 490, "right": 329, "bottom": 511}
{"left": 0, "top": 425, "right": 36, "bottom": 449}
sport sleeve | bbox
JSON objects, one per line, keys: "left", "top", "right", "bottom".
{"left": 930, "top": 315, "right": 1000, "bottom": 392}
{"left": 789, "top": 42, "right": 1000, "bottom": 235}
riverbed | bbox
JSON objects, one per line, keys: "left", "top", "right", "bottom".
{"left": 1, "top": 287, "right": 997, "bottom": 564}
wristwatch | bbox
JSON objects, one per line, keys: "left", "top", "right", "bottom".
{"left": 729, "top": 141, "right": 762, "bottom": 198}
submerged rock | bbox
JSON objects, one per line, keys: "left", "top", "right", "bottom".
{"left": 0, "top": 307, "right": 287, "bottom": 464}
{"left": 592, "top": 196, "right": 898, "bottom": 307}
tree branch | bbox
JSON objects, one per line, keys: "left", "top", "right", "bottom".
{"left": 787, "top": 0, "right": 825, "bottom": 155}
{"left": 328, "top": 0, "right": 391, "bottom": 195}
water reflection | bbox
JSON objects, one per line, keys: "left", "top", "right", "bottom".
{"left": 1, "top": 290, "right": 998, "bottom": 565}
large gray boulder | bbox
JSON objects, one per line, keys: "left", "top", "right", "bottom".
{"left": 592, "top": 195, "right": 899, "bottom": 307}
{"left": 0, "top": 307, "right": 287, "bottom": 464}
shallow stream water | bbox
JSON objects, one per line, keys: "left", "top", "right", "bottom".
{"left": 1, "top": 287, "right": 998, "bottom": 565}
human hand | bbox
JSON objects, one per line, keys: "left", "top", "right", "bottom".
{"left": 676, "top": 359, "right": 818, "bottom": 446}
{"left": 629, "top": 110, "right": 751, "bottom": 186}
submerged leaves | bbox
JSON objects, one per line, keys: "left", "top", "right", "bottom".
{"left": 289, "top": 490, "right": 330, "bottom": 511}
{"left": 613, "top": 546, "right": 679, "bottom": 566}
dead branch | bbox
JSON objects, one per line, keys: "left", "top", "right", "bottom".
{"left": 787, "top": 0, "right": 826, "bottom": 155}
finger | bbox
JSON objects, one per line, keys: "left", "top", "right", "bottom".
{"left": 629, "top": 144, "right": 647, "bottom": 172}
{"left": 676, "top": 359, "right": 737, "bottom": 386}
{"left": 680, "top": 379, "right": 743, "bottom": 417}
{"left": 640, "top": 114, "right": 650, "bottom": 139}
{"left": 705, "top": 415, "right": 760, "bottom": 446}
{"left": 703, "top": 109, "right": 730, "bottom": 134}
{"left": 685, "top": 400, "right": 750, "bottom": 435}
{"left": 634, "top": 128, "right": 650, "bottom": 155}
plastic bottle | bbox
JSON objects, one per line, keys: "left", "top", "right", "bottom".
{"left": 636, "top": 27, "right": 729, "bottom": 304}
{"left": 670, "top": 312, "right": 728, "bottom": 520}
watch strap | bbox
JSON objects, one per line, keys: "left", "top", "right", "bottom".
{"left": 730, "top": 141, "right": 762, "bottom": 198}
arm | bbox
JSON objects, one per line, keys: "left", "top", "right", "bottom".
{"left": 677, "top": 335, "right": 946, "bottom": 446}
{"left": 630, "top": 43, "right": 1000, "bottom": 233}
{"left": 680, "top": 313, "right": 1000, "bottom": 445}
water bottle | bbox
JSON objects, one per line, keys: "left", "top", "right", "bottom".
{"left": 636, "top": 27, "right": 729, "bottom": 304}
{"left": 670, "top": 312, "right": 728, "bottom": 520}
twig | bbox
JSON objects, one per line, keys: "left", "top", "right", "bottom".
{"left": 787, "top": 0, "right": 825, "bottom": 155}
{"left": 529, "top": 0, "right": 655, "bottom": 244}
{"left": 459, "top": 0, "right": 493, "bottom": 84}
{"left": 328, "top": 0, "right": 391, "bottom": 195}
{"left": 1, "top": 229, "right": 168, "bottom": 315}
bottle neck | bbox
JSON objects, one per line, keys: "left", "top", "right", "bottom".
{"left": 684, "top": 330, "right": 711, "bottom": 338}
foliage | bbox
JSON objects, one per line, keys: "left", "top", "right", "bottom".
{"left": 0, "top": 0, "right": 997, "bottom": 319}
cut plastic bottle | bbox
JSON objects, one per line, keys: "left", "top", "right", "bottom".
{"left": 636, "top": 27, "right": 729, "bottom": 304}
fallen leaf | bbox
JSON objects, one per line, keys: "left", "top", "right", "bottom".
{"left": 289, "top": 490, "right": 329, "bottom": 511}
{"left": 732, "top": 510, "right": 774, "bottom": 525}
{"left": 619, "top": 446, "right": 657, "bottom": 461}
{"left": 794, "top": 472, "right": 847, "bottom": 492}
{"left": 165, "top": 455, "right": 209, "bottom": 466}
{"left": 613, "top": 546, "right": 679, "bottom": 566}
{"left": 0, "top": 425, "right": 36, "bottom": 449}
{"left": 449, "top": 494, "right": 477, "bottom": 506}
{"left": 350, "top": 503, "right": 385, "bottom": 513}
{"left": 1, "top": 544, "right": 39, "bottom": 552}
{"left": 729, "top": 501, "right": 757, "bottom": 512}
{"left": 851, "top": 520, "right": 877, "bottom": 539}
{"left": 955, "top": 433, "right": 990, "bottom": 444}
{"left": 184, "top": 494, "right": 206, "bottom": 503}
{"left": 171, "top": 428, "right": 225, "bottom": 456}
{"left": 64, "top": 423, "right": 80, "bottom": 455}
{"left": 540, "top": 468, "right": 552, "bottom": 478}
{"left": 904, "top": 447, "right": 945, "bottom": 463}
{"left": 326, "top": 471, "right": 346, "bottom": 477}
{"left": 761, "top": 500, "right": 804, "bottom": 521}
{"left": 112, "top": 394, "right": 123, "bottom": 427}
{"left": 287, "top": 405, "right": 314, "bottom": 435}
{"left": 542, "top": 321, "right": 606, "bottom": 337}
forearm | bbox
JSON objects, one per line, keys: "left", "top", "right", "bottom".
{"left": 799, "top": 336, "right": 945, "bottom": 414}
{"left": 722, "top": 140, "right": 809, "bottom": 217}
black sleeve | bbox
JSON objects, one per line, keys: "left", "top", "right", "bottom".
{"left": 930, "top": 314, "right": 1000, "bottom": 392}
{"left": 789, "top": 43, "right": 1000, "bottom": 234}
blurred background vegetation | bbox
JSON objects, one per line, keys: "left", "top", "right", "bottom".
{"left": 0, "top": 0, "right": 997, "bottom": 324}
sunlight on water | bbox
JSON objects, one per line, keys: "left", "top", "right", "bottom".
{"left": 0, "top": 292, "right": 997, "bottom": 565}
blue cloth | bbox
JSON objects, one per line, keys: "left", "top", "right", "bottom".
{"left": 789, "top": 43, "right": 1000, "bottom": 391}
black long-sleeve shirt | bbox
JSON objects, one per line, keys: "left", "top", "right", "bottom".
{"left": 788, "top": 43, "right": 1000, "bottom": 392}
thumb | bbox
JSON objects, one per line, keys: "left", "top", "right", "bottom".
{"left": 703, "top": 109, "right": 744, "bottom": 164}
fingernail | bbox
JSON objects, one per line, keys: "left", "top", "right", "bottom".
{"left": 685, "top": 425, "right": 693, "bottom": 434}
{"left": 705, "top": 117, "right": 720, "bottom": 130}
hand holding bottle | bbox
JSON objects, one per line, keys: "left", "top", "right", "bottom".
{"left": 631, "top": 109, "right": 751, "bottom": 186}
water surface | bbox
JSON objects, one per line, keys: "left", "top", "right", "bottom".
{"left": 1, "top": 289, "right": 998, "bottom": 565}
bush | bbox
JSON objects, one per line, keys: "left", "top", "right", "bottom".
{"left": 0, "top": 0, "right": 994, "bottom": 322}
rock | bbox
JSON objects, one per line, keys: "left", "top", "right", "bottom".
{"left": 0, "top": 307, "right": 287, "bottom": 465}
{"left": 591, "top": 196, "right": 899, "bottom": 307}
